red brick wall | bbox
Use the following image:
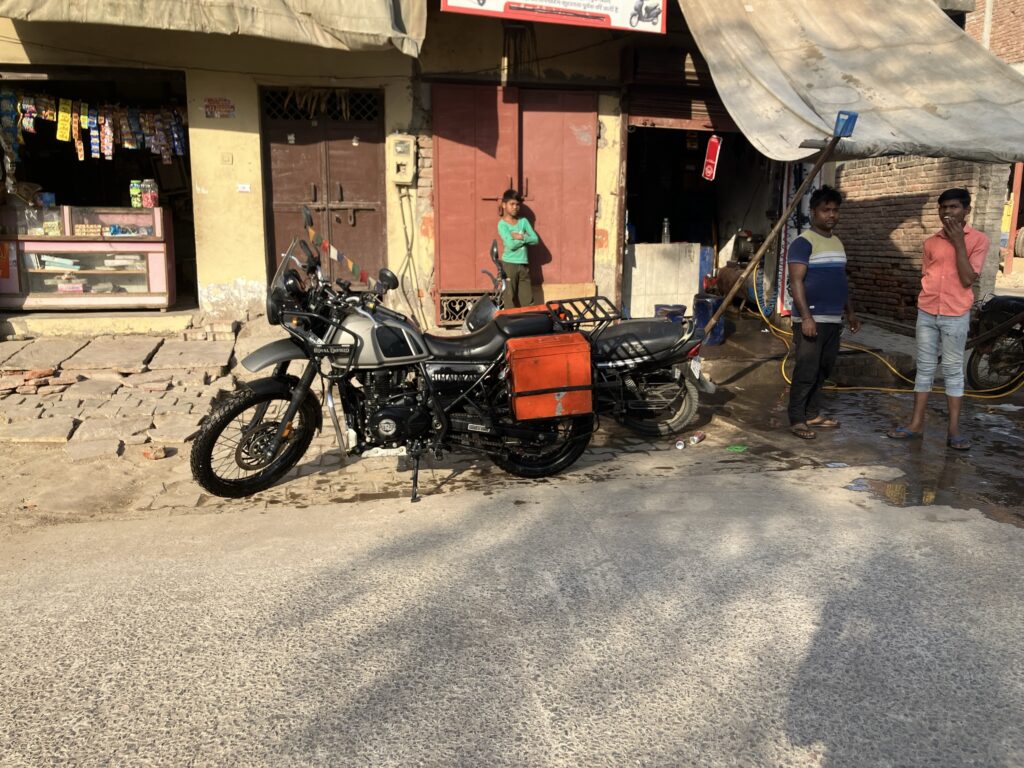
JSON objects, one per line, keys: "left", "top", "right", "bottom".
{"left": 965, "top": 0, "right": 1024, "bottom": 63}
{"left": 835, "top": 157, "right": 979, "bottom": 322}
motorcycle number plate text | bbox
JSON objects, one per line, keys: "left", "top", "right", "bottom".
{"left": 690, "top": 357, "right": 702, "bottom": 377}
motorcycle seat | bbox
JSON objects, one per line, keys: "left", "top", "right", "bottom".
{"left": 590, "top": 319, "right": 686, "bottom": 362}
{"left": 423, "top": 312, "right": 554, "bottom": 361}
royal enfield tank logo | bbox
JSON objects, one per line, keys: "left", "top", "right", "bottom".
{"left": 313, "top": 344, "right": 353, "bottom": 356}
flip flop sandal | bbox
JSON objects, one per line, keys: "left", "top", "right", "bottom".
{"left": 886, "top": 426, "right": 923, "bottom": 440}
{"left": 790, "top": 424, "right": 817, "bottom": 440}
{"left": 807, "top": 416, "right": 841, "bottom": 429}
{"left": 947, "top": 436, "right": 971, "bottom": 451}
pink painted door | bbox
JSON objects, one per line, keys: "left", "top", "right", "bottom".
{"left": 520, "top": 90, "right": 598, "bottom": 285}
{"left": 433, "top": 84, "right": 519, "bottom": 292}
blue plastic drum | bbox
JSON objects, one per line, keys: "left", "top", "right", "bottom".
{"left": 692, "top": 293, "right": 725, "bottom": 346}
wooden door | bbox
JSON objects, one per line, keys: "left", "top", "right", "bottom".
{"left": 324, "top": 91, "right": 386, "bottom": 284}
{"left": 261, "top": 88, "right": 386, "bottom": 284}
{"left": 520, "top": 90, "right": 598, "bottom": 285}
{"left": 261, "top": 91, "right": 326, "bottom": 271}
{"left": 433, "top": 85, "right": 597, "bottom": 304}
{"left": 434, "top": 84, "right": 519, "bottom": 293}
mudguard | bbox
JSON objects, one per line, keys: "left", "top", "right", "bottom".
{"left": 241, "top": 338, "right": 307, "bottom": 373}
{"left": 239, "top": 375, "right": 323, "bottom": 434}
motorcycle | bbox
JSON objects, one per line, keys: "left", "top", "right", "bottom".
{"left": 629, "top": 0, "right": 662, "bottom": 27}
{"left": 965, "top": 294, "right": 1024, "bottom": 392}
{"left": 190, "top": 208, "right": 712, "bottom": 501}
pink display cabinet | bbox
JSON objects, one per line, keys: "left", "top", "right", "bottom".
{"left": 0, "top": 206, "right": 175, "bottom": 310}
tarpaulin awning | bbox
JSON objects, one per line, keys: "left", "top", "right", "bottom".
{"left": 677, "top": 0, "right": 1024, "bottom": 162}
{"left": 0, "top": 0, "right": 426, "bottom": 57}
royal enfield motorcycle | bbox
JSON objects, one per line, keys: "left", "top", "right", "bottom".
{"left": 190, "top": 210, "right": 712, "bottom": 501}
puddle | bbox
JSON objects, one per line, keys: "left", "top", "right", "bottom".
{"left": 845, "top": 475, "right": 1024, "bottom": 528}
{"left": 715, "top": 385, "right": 1024, "bottom": 527}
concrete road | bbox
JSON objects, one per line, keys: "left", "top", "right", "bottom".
{"left": 2, "top": 433, "right": 1023, "bottom": 767}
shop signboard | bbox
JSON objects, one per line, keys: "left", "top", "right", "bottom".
{"left": 441, "top": 0, "right": 667, "bottom": 34}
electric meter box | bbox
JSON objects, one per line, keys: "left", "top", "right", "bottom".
{"left": 386, "top": 133, "right": 417, "bottom": 186}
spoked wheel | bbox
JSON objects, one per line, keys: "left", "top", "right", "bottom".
{"left": 619, "top": 369, "right": 699, "bottom": 436}
{"left": 190, "top": 388, "right": 319, "bottom": 498}
{"left": 965, "top": 337, "right": 1024, "bottom": 393}
{"left": 490, "top": 415, "right": 594, "bottom": 478}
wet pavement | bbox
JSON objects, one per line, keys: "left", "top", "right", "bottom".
{"left": 703, "top": 383, "right": 1024, "bottom": 526}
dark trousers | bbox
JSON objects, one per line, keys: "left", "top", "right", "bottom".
{"left": 788, "top": 322, "right": 842, "bottom": 425}
{"left": 502, "top": 262, "right": 534, "bottom": 308}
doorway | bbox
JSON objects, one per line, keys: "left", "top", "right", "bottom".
{"left": 260, "top": 88, "right": 386, "bottom": 285}
{"left": 623, "top": 127, "right": 774, "bottom": 318}
{"left": 432, "top": 84, "right": 598, "bottom": 323}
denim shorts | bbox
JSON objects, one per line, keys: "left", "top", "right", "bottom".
{"left": 914, "top": 309, "right": 971, "bottom": 397}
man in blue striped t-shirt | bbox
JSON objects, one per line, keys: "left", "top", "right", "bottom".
{"left": 787, "top": 185, "right": 861, "bottom": 439}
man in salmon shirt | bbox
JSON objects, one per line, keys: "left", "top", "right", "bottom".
{"left": 888, "top": 188, "right": 988, "bottom": 450}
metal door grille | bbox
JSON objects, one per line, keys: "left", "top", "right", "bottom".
{"left": 262, "top": 89, "right": 381, "bottom": 122}
{"left": 439, "top": 293, "right": 480, "bottom": 326}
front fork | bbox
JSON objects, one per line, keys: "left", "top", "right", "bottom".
{"left": 260, "top": 360, "right": 319, "bottom": 462}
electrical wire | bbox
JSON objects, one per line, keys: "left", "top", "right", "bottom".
{"left": 747, "top": 261, "right": 1024, "bottom": 399}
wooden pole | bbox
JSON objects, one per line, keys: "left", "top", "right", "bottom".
{"left": 702, "top": 135, "right": 843, "bottom": 337}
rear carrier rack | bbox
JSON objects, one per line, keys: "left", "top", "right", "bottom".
{"left": 547, "top": 296, "right": 621, "bottom": 335}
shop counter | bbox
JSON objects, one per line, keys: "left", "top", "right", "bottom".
{"left": 0, "top": 206, "right": 175, "bottom": 310}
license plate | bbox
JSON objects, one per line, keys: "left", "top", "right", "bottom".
{"left": 689, "top": 356, "right": 702, "bottom": 378}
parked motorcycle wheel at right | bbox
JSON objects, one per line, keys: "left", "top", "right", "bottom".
{"left": 965, "top": 337, "right": 1024, "bottom": 392}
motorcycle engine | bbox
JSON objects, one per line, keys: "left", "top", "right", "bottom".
{"left": 358, "top": 369, "right": 432, "bottom": 447}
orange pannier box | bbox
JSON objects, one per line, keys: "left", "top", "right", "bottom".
{"left": 506, "top": 332, "right": 593, "bottom": 421}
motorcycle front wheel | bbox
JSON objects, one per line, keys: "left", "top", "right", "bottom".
{"left": 490, "top": 415, "right": 593, "bottom": 478}
{"left": 629, "top": 12, "right": 640, "bottom": 27}
{"left": 190, "top": 388, "right": 319, "bottom": 498}
{"left": 619, "top": 370, "right": 699, "bottom": 436}
{"left": 965, "top": 337, "right": 1024, "bottom": 393}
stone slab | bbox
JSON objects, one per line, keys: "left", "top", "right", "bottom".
{"left": 73, "top": 416, "right": 154, "bottom": 442}
{"left": 61, "top": 335, "right": 164, "bottom": 374}
{"left": 147, "top": 413, "right": 204, "bottom": 443}
{"left": 0, "top": 339, "right": 88, "bottom": 372}
{"left": 65, "top": 378, "right": 124, "bottom": 399}
{"left": 65, "top": 438, "right": 123, "bottom": 463}
{"left": 0, "top": 417, "right": 76, "bottom": 443}
{"left": 147, "top": 340, "right": 235, "bottom": 374}
{"left": 0, "top": 340, "right": 31, "bottom": 367}
{"left": 120, "top": 371, "right": 173, "bottom": 388}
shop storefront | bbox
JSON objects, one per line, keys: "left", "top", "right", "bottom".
{"left": 0, "top": 67, "right": 193, "bottom": 310}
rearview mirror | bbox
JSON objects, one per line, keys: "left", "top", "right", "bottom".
{"left": 302, "top": 206, "right": 313, "bottom": 230}
{"left": 378, "top": 268, "right": 400, "bottom": 292}
{"left": 490, "top": 239, "right": 500, "bottom": 265}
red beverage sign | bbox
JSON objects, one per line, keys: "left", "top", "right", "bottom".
{"left": 702, "top": 135, "right": 722, "bottom": 181}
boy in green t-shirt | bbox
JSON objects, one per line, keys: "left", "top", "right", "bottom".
{"left": 497, "top": 188, "right": 539, "bottom": 307}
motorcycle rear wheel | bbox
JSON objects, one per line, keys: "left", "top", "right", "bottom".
{"left": 490, "top": 415, "right": 593, "bottom": 478}
{"left": 190, "top": 388, "right": 319, "bottom": 498}
{"left": 620, "top": 371, "right": 699, "bottom": 436}
{"left": 965, "top": 337, "right": 1024, "bottom": 393}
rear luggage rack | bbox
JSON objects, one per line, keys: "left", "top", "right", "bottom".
{"left": 548, "top": 296, "right": 621, "bottom": 335}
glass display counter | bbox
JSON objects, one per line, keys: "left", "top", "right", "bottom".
{"left": 0, "top": 206, "right": 175, "bottom": 309}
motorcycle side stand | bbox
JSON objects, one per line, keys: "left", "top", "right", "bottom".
{"left": 407, "top": 442, "right": 425, "bottom": 503}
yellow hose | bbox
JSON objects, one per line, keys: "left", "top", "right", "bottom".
{"left": 745, "top": 266, "right": 1024, "bottom": 399}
